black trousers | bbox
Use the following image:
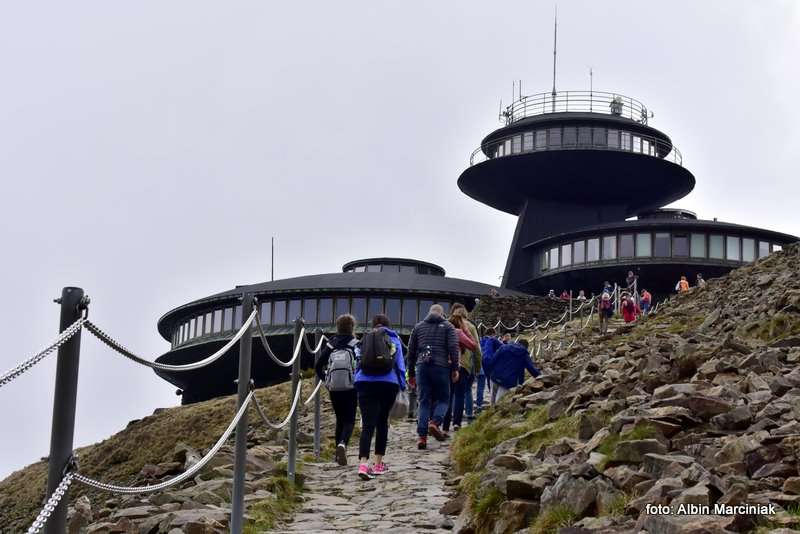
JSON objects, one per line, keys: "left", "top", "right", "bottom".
{"left": 356, "top": 382, "right": 399, "bottom": 459}
{"left": 329, "top": 389, "right": 357, "bottom": 446}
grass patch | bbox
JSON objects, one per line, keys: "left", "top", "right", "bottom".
{"left": 243, "top": 474, "right": 302, "bottom": 532}
{"left": 787, "top": 503, "right": 800, "bottom": 516}
{"left": 595, "top": 422, "right": 658, "bottom": 470}
{"left": 599, "top": 493, "right": 631, "bottom": 517}
{"left": 474, "top": 488, "right": 505, "bottom": 527}
{"left": 746, "top": 312, "right": 800, "bottom": 342}
{"left": 516, "top": 414, "right": 580, "bottom": 453}
{"left": 452, "top": 405, "right": 546, "bottom": 474}
{"left": 529, "top": 505, "right": 577, "bottom": 534}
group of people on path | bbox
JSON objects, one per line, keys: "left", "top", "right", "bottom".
{"left": 316, "top": 302, "right": 545, "bottom": 478}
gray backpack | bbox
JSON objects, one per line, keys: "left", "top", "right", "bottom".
{"left": 324, "top": 340, "right": 358, "bottom": 392}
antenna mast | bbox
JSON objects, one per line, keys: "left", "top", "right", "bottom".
{"left": 551, "top": 4, "right": 558, "bottom": 112}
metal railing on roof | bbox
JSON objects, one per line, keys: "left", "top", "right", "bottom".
{"left": 501, "top": 90, "right": 650, "bottom": 126}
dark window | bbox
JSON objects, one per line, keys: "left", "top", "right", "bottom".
{"left": 548, "top": 247, "right": 559, "bottom": 269}
{"left": 440, "top": 302, "right": 451, "bottom": 315}
{"left": 417, "top": 266, "right": 429, "bottom": 275}
{"left": 541, "top": 250, "right": 549, "bottom": 271}
{"left": 511, "top": 135, "right": 522, "bottom": 153}
{"left": 636, "top": 233, "right": 651, "bottom": 257}
{"left": 654, "top": 232, "right": 671, "bottom": 257}
{"left": 368, "top": 297, "right": 384, "bottom": 320}
{"left": 213, "top": 310, "right": 222, "bottom": 333}
{"left": 709, "top": 235, "right": 724, "bottom": 259}
{"left": 619, "top": 234, "right": 634, "bottom": 258}
{"left": 318, "top": 298, "right": 333, "bottom": 323}
{"left": 563, "top": 127, "right": 577, "bottom": 146}
{"left": 399, "top": 265, "right": 415, "bottom": 273}
{"left": 273, "top": 301, "right": 286, "bottom": 325}
{"left": 523, "top": 132, "right": 533, "bottom": 151}
{"left": 260, "top": 302, "right": 271, "bottom": 325}
{"left": 573, "top": 241, "right": 585, "bottom": 264}
{"left": 602, "top": 236, "right": 617, "bottom": 260}
{"left": 673, "top": 234, "right": 689, "bottom": 257}
{"left": 352, "top": 297, "right": 367, "bottom": 323}
{"left": 366, "top": 265, "right": 381, "bottom": 272}
{"left": 335, "top": 298, "right": 349, "bottom": 318}
{"left": 233, "top": 305, "right": 242, "bottom": 328}
{"left": 608, "top": 129, "right": 619, "bottom": 149}
{"left": 535, "top": 130, "right": 546, "bottom": 149}
{"left": 223, "top": 308, "right": 233, "bottom": 331}
{"left": 386, "top": 298, "right": 401, "bottom": 325}
{"left": 690, "top": 234, "right": 706, "bottom": 258}
{"left": 742, "top": 238, "right": 755, "bottom": 262}
{"left": 288, "top": 299, "right": 301, "bottom": 321}
{"left": 578, "top": 127, "right": 592, "bottom": 146}
{"left": 418, "top": 300, "right": 433, "bottom": 320}
{"left": 592, "top": 127, "right": 607, "bottom": 146}
{"left": 587, "top": 238, "right": 600, "bottom": 261}
{"left": 303, "top": 299, "right": 317, "bottom": 323}
{"left": 381, "top": 264, "right": 399, "bottom": 272}
{"left": 758, "top": 241, "right": 770, "bottom": 259}
{"left": 548, "top": 128, "right": 561, "bottom": 148}
{"left": 402, "top": 299, "right": 417, "bottom": 326}
{"left": 354, "top": 266, "right": 366, "bottom": 272}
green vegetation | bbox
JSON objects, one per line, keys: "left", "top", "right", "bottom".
{"left": 451, "top": 405, "right": 546, "bottom": 474}
{"left": 745, "top": 312, "right": 800, "bottom": 342}
{"left": 599, "top": 493, "right": 631, "bottom": 517}
{"left": 244, "top": 474, "right": 303, "bottom": 533}
{"left": 529, "top": 505, "right": 577, "bottom": 534}
{"left": 516, "top": 414, "right": 580, "bottom": 453}
{"left": 595, "top": 422, "right": 658, "bottom": 471}
{"left": 473, "top": 488, "right": 505, "bottom": 526}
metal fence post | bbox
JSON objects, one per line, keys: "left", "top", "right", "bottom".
{"left": 230, "top": 293, "right": 254, "bottom": 534}
{"left": 287, "top": 318, "right": 303, "bottom": 485}
{"left": 45, "top": 287, "right": 86, "bottom": 534}
{"left": 313, "top": 328, "right": 322, "bottom": 459}
{"left": 568, "top": 291, "right": 573, "bottom": 323}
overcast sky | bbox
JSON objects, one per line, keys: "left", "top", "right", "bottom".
{"left": 1, "top": 1, "right": 798, "bottom": 479}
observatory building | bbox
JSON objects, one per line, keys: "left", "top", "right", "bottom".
{"left": 155, "top": 258, "right": 521, "bottom": 403}
{"left": 458, "top": 90, "right": 797, "bottom": 295}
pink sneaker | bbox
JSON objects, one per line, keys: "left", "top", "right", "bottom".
{"left": 372, "top": 462, "right": 388, "bottom": 475}
{"left": 358, "top": 463, "right": 374, "bottom": 481}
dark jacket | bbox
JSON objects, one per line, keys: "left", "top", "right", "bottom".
{"left": 407, "top": 313, "right": 459, "bottom": 377}
{"left": 314, "top": 334, "right": 356, "bottom": 382}
{"left": 491, "top": 342, "right": 541, "bottom": 390}
{"left": 480, "top": 336, "right": 503, "bottom": 379}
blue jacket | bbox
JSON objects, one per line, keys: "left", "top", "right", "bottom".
{"left": 490, "top": 342, "right": 541, "bottom": 390}
{"left": 355, "top": 327, "right": 406, "bottom": 390}
{"left": 480, "top": 336, "right": 503, "bottom": 378}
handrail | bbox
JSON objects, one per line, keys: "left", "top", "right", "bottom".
{"left": 469, "top": 128, "right": 682, "bottom": 167}
{"left": 502, "top": 90, "right": 649, "bottom": 125}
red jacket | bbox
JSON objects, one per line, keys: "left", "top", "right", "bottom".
{"left": 621, "top": 300, "right": 639, "bottom": 323}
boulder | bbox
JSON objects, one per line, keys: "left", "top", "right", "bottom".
{"left": 710, "top": 406, "right": 752, "bottom": 430}
{"left": 491, "top": 500, "right": 539, "bottom": 534}
{"left": 612, "top": 439, "right": 667, "bottom": 464}
{"left": 641, "top": 454, "right": 695, "bottom": 477}
{"left": 540, "top": 473, "right": 597, "bottom": 517}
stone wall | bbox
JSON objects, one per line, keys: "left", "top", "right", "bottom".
{"left": 471, "top": 295, "right": 569, "bottom": 331}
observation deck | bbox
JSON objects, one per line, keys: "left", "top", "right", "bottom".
{"left": 501, "top": 90, "right": 651, "bottom": 126}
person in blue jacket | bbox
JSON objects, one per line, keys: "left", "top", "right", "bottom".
{"left": 478, "top": 328, "right": 502, "bottom": 411}
{"left": 489, "top": 339, "right": 540, "bottom": 405}
{"left": 354, "top": 314, "right": 406, "bottom": 480}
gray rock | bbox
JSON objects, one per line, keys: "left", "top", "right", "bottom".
{"left": 641, "top": 454, "right": 695, "bottom": 477}
{"left": 540, "top": 473, "right": 597, "bottom": 517}
{"left": 612, "top": 439, "right": 667, "bottom": 464}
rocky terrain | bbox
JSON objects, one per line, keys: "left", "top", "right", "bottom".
{"left": 472, "top": 295, "right": 569, "bottom": 329}
{"left": 447, "top": 244, "right": 800, "bottom": 534}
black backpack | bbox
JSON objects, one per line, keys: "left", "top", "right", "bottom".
{"left": 359, "top": 329, "right": 396, "bottom": 375}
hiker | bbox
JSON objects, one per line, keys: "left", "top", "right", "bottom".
{"left": 696, "top": 273, "right": 707, "bottom": 289}
{"left": 676, "top": 275, "right": 690, "bottom": 293}
{"left": 489, "top": 339, "right": 540, "bottom": 404}
{"left": 640, "top": 288, "right": 652, "bottom": 316}
{"left": 602, "top": 281, "right": 614, "bottom": 295}
{"left": 442, "top": 312, "right": 479, "bottom": 432}
{"left": 315, "top": 314, "right": 359, "bottom": 466}
{"left": 626, "top": 270, "right": 637, "bottom": 289}
{"left": 450, "top": 304, "right": 481, "bottom": 423}
{"left": 477, "top": 327, "right": 502, "bottom": 412}
{"left": 547, "top": 289, "right": 556, "bottom": 299}
{"left": 501, "top": 332, "right": 513, "bottom": 344}
{"left": 576, "top": 290, "right": 587, "bottom": 303}
{"left": 621, "top": 293, "right": 639, "bottom": 323}
{"left": 599, "top": 292, "right": 613, "bottom": 334}
{"left": 407, "top": 304, "right": 459, "bottom": 450}
{"left": 354, "top": 314, "right": 407, "bottom": 480}
{"left": 560, "top": 290, "right": 570, "bottom": 301}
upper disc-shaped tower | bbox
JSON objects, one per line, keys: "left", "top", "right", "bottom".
{"left": 458, "top": 90, "right": 696, "bottom": 289}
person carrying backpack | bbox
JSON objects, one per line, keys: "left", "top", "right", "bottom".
{"left": 315, "top": 314, "right": 359, "bottom": 466}
{"left": 354, "top": 314, "right": 406, "bottom": 480}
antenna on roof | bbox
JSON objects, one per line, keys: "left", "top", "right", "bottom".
{"left": 271, "top": 236, "right": 274, "bottom": 281}
{"left": 498, "top": 98, "right": 504, "bottom": 122}
{"left": 589, "top": 67, "right": 593, "bottom": 111}
{"left": 551, "top": 4, "right": 558, "bottom": 112}
{"left": 519, "top": 80, "right": 523, "bottom": 100}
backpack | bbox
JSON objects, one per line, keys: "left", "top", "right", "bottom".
{"left": 324, "top": 340, "right": 357, "bottom": 391}
{"left": 359, "top": 328, "right": 396, "bottom": 375}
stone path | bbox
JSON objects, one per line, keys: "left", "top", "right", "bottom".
{"left": 273, "top": 418, "right": 454, "bottom": 533}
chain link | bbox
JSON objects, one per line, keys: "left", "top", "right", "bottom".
{"left": 26, "top": 472, "right": 75, "bottom": 534}
{"left": 83, "top": 310, "right": 256, "bottom": 372}
{"left": 73, "top": 392, "right": 253, "bottom": 494}
{"left": 1, "top": 318, "right": 85, "bottom": 389}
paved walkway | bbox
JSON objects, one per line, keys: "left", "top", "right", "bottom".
{"left": 274, "top": 418, "right": 454, "bottom": 533}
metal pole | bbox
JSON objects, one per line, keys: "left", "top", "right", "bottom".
{"left": 568, "top": 291, "right": 573, "bottom": 323}
{"left": 45, "top": 287, "right": 86, "bottom": 534}
{"left": 313, "top": 328, "right": 322, "bottom": 459}
{"left": 287, "top": 318, "right": 303, "bottom": 485}
{"left": 230, "top": 293, "right": 253, "bottom": 534}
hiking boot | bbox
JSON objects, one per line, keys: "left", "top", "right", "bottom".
{"left": 373, "top": 462, "right": 388, "bottom": 475}
{"left": 417, "top": 437, "right": 427, "bottom": 450}
{"left": 454, "top": 424, "right": 461, "bottom": 432}
{"left": 358, "top": 463, "right": 374, "bottom": 481}
{"left": 428, "top": 421, "right": 445, "bottom": 441}
{"left": 335, "top": 443, "right": 347, "bottom": 466}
